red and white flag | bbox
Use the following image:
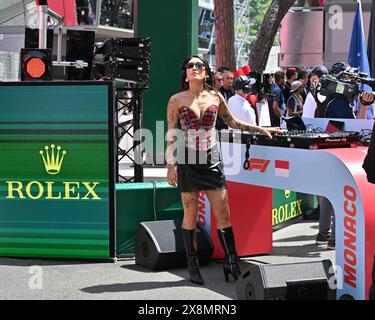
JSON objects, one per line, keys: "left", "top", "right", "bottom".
{"left": 275, "top": 160, "right": 290, "bottom": 178}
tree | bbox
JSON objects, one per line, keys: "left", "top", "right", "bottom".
{"left": 248, "top": 0, "right": 296, "bottom": 72}
{"left": 248, "top": 0, "right": 272, "bottom": 49}
{"left": 214, "top": 0, "right": 236, "bottom": 71}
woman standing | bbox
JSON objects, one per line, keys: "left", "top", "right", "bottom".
{"left": 286, "top": 80, "right": 304, "bottom": 117}
{"left": 166, "top": 55, "right": 279, "bottom": 285}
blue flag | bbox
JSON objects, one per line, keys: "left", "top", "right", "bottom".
{"left": 348, "top": 0, "right": 374, "bottom": 119}
{"left": 368, "top": 0, "right": 375, "bottom": 77}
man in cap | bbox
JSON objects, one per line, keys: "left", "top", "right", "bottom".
{"left": 329, "top": 61, "right": 349, "bottom": 76}
{"left": 227, "top": 76, "right": 257, "bottom": 125}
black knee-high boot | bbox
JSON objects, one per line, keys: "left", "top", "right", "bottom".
{"left": 217, "top": 226, "right": 241, "bottom": 282}
{"left": 182, "top": 228, "right": 204, "bottom": 285}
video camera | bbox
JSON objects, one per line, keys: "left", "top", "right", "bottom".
{"left": 314, "top": 70, "right": 375, "bottom": 104}
{"left": 247, "top": 71, "right": 275, "bottom": 100}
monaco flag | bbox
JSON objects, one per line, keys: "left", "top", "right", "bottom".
{"left": 275, "top": 160, "right": 290, "bottom": 178}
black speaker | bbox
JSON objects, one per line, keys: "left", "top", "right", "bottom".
{"left": 113, "top": 38, "right": 151, "bottom": 60}
{"left": 96, "top": 38, "right": 150, "bottom": 61}
{"left": 92, "top": 37, "right": 150, "bottom": 84}
{"left": 236, "top": 260, "right": 336, "bottom": 300}
{"left": 101, "top": 59, "right": 150, "bottom": 84}
{"left": 24, "top": 28, "right": 54, "bottom": 50}
{"left": 135, "top": 220, "right": 214, "bottom": 270}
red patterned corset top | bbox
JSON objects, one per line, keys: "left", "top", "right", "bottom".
{"left": 178, "top": 105, "right": 218, "bottom": 151}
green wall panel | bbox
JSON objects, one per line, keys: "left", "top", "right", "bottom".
{"left": 0, "top": 82, "right": 115, "bottom": 259}
{"left": 137, "top": 0, "right": 199, "bottom": 161}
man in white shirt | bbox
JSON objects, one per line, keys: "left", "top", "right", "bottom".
{"left": 228, "top": 76, "right": 257, "bottom": 125}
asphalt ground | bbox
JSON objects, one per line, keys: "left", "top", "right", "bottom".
{"left": 0, "top": 220, "right": 335, "bottom": 300}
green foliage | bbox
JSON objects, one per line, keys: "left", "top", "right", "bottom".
{"left": 248, "top": 0, "right": 273, "bottom": 47}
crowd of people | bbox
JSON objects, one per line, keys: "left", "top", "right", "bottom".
{"left": 212, "top": 62, "right": 374, "bottom": 132}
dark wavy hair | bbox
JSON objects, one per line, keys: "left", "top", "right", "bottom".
{"left": 179, "top": 55, "right": 215, "bottom": 92}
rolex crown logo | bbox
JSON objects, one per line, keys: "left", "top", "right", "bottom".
{"left": 40, "top": 144, "right": 67, "bottom": 175}
{"left": 284, "top": 190, "right": 291, "bottom": 199}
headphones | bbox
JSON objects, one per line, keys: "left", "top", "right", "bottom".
{"left": 233, "top": 75, "right": 254, "bottom": 94}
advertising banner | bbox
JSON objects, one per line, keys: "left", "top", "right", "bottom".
{"left": 0, "top": 82, "right": 116, "bottom": 259}
{"left": 272, "top": 190, "right": 317, "bottom": 231}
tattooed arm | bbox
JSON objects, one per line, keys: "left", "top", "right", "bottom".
{"left": 217, "top": 93, "right": 279, "bottom": 138}
{"left": 166, "top": 95, "right": 180, "bottom": 186}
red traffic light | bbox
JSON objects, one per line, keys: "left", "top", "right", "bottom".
{"left": 26, "top": 58, "right": 46, "bottom": 78}
{"left": 20, "top": 49, "right": 52, "bottom": 81}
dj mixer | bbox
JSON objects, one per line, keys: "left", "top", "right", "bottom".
{"left": 219, "top": 129, "right": 362, "bottom": 149}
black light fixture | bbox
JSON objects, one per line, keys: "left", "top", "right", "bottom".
{"left": 20, "top": 48, "right": 52, "bottom": 81}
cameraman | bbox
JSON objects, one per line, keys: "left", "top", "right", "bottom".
{"left": 303, "top": 65, "right": 329, "bottom": 118}
{"left": 228, "top": 76, "right": 257, "bottom": 125}
{"left": 311, "top": 63, "right": 373, "bottom": 119}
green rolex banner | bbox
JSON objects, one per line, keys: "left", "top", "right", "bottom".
{"left": 0, "top": 82, "right": 116, "bottom": 259}
{"left": 272, "top": 189, "right": 317, "bottom": 231}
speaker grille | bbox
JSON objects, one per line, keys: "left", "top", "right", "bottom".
{"left": 236, "top": 260, "right": 336, "bottom": 300}
{"left": 262, "top": 261, "right": 330, "bottom": 289}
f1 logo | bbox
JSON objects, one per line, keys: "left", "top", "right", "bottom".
{"left": 247, "top": 158, "right": 270, "bottom": 173}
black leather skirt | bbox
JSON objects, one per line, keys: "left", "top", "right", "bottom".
{"left": 176, "top": 147, "right": 227, "bottom": 192}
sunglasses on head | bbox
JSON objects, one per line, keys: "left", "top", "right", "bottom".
{"left": 186, "top": 62, "right": 205, "bottom": 70}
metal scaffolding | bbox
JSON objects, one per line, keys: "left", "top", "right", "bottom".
{"left": 234, "top": 0, "right": 251, "bottom": 68}
{"left": 116, "top": 84, "right": 145, "bottom": 183}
